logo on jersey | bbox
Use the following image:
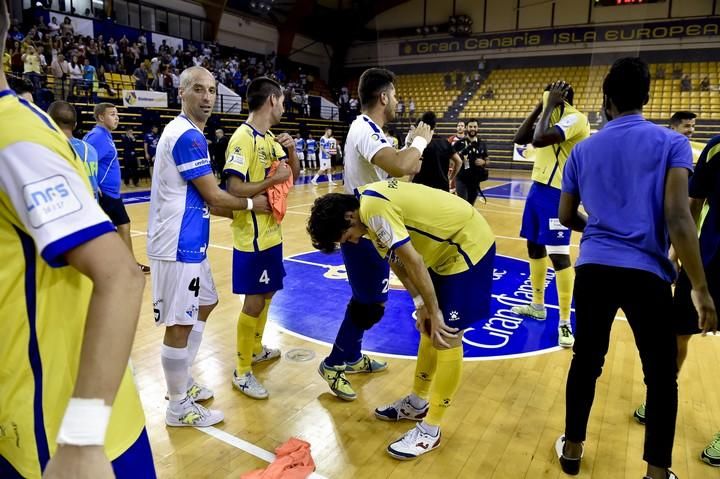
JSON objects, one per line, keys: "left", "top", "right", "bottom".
{"left": 273, "top": 251, "right": 573, "bottom": 360}
{"left": 371, "top": 133, "right": 382, "bottom": 142}
{"left": 228, "top": 149, "right": 245, "bottom": 166}
{"left": 24, "top": 175, "right": 82, "bottom": 228}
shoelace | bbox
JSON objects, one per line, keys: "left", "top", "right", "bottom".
{"left": 560, "top": 325, "right": 572, "bottom": 337}
{"left": 329, "top": 369, "right": 350, "bottom": 389}
{"left": 399, "top": 426, "right": 422, "bottom": 446}
{"left": 709, "top": 432, "right": 720, "bottom": 449}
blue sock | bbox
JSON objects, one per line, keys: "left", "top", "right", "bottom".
{"left": 325, "top": 304, "right": 365, "bottom": 367}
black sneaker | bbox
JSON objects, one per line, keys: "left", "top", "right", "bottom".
{"left": 555, "top": 435, "right": 582, "bottom": 475}
{"left": 642, "top": 470, "right": 678, "bottom": 479}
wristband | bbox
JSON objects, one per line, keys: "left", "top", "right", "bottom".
{"left": 410, "top": 136, "right": 428, "bottom": 154}
{"left": 246, "top": 198, "right": 253, "bottom": 211}
{"left": 412, "top": 295, "right": 425, "bottom": 309}
{"left": 56, "top": 398, "right": 111, "bottom": 446}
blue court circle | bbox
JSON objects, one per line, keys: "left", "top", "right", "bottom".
{"left": 272, "top": 250, "right": 574, "bottom": 360}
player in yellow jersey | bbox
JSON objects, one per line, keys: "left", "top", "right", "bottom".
{"left": 512, "top": 81, "right": 590, "bottom": 348}
{"left": 307, "top": 179, "right": 496, "bottom": 460}
{"left": 0, "top": 3, "right": 154, "bottom": 477}
{"left": 224, "top": 76, "right": 299, "bottom": 399}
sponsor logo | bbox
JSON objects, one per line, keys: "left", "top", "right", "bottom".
{"left": 23, "top": 175, "right": 81, "bottom": 228}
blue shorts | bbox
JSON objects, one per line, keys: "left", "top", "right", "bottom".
{"left": 519, "top": 182, "right": 571, "bottom": 246}
{"left": 341, "top": 237, "right": 390, "bottom": 305}
{"left": 430, "top": 244, "right": 496, "bottom": 330}
{"left": 112, "top": 428, "right": 157, "bottom": 478}
{"left": 232, "top": 243, "right": 286, "bottom": 295}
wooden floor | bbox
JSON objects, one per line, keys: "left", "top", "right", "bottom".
{"left": 124, "top": 170, "right": 720, "bottom": 479}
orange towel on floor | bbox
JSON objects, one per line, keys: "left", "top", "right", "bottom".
{"left": 241, "top": 438, "right": 316, "bottom": 479}
{"left": 267, "top": 160, "right": 294, "bottom": 223}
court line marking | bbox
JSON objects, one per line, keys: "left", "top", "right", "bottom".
{"left": 195, "top": 426, "right": 329, "bottom": 479}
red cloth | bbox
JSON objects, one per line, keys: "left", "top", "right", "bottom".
{"left": 241, "top": 438, "right": 315, "bottom": 479}
{"left": 267, "top": 160, "right": 294, "bottom": 223}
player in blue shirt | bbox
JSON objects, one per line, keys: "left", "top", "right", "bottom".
{"left": 557, "top": 57, "right": 716, "bottom": 479}
{"left": 306, "top": 132, "right": 317, "bottom": 169}
{"left": 144, "top": 125, "right": 160, "bottom": 177}
{"left": 294, "top": 133, "right": 306, "bottom": 171}
{"left": 84, "top": 102, "right": 150, "bottom": 273}
{"left": 47, "top": 101, "right": 99, "bottom": 199}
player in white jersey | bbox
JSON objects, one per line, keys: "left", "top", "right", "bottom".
{"left": 147, "top": 66, "right": 269, "bottom": 428}
{"left": 317, "top": 67, "right": 433, "bottom": 400}
{"left": 294, "top": 133, "right": 306, "bottom": 171}
{"left": 311, "top": 127, "right": 336, "bottom": 186}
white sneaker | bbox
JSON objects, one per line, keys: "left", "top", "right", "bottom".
{"left": 375, "top": 395, "right": 429, "bottom": 421}
{"left": 310, "top": 178, "right": 318, "bottom": 185}
{"left": 558, "top": 323, "right": 575, "bottom": 348}
{"left": 232, "top": 370, "right": 269, "bottom": 399}
{"left": 165, "top": 399, "right": 224, "bottom": 427}
{"left": 387, "top": 424, "right": 441, "bottom": 460}
{"left": 511, "top": 304, "right": 547, "bottom": 320}
{"left": 252, "top": 345, "right": 281, "bottom": 364}
{"left": 164, "top": 382, "right": 214, "bottom": 402}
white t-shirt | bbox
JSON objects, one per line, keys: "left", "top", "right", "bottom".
{"left": 147, "top": 115, "right": 213, "bottom": 263}
{"left": 343, "top": 114, "right": 393, "bottom": 194}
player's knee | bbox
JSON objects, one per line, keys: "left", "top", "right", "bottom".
{"left": 163, "top": 324, "right": 193, "bottom": 347}
{"left": 548, "top": 253, "right": 571, "bottom": 270}
{"left": 242, "top": 295, "right": 266, "bottom": 317}
{"left": 348, "top": 298, "right": 385, "bottom": 330}
{"left": 527, "top": 241, "right": 547, "bottom": 259}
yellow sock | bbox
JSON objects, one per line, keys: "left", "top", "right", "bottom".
{"left": 411, "top": 334, "right": 437, "bottom": 400}
{"left": 555, "top": 267, "right": 575, "bottom": 322}
{"left": 425, "top": 346, "right": 463, "bottom": 426}
{"left": 236, "top": 312, "right": 258, "bottom": 375}
{"left": 253, "top": 299, "right": 272, "bottom": 356}
{"left": 529, "top": 257, "right": 547, "bottom": 306}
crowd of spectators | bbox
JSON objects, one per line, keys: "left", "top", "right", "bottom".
{"left": 3, "top": 12, "right": 319, "bottom": 109}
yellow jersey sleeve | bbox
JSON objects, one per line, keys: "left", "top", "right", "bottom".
{"left": 555, "top": 113, "right": 583, "bottom": 141}
{"left": 272, "top": 135, "right": 288, "bottom": 161}
{"left": 224, "top": 129, "right": 253, "bottom": 181}
{"left": 361, "top": 196, "right": 410, "bottom": 258}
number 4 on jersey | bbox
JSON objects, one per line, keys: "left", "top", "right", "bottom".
{"left": 259, "top": 270, "right": 270, "bottom": 285}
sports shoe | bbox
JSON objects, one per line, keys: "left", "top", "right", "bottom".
{"left": 555, "top": 435, "right": 583, "bottom": 475}
{"left": 375, "top": 395, "right": 429, "bottom": 422}
{"left": 558, "top": 323, "right": 575, "bottom": 348}
{"left": 138, "top": 263, "right": 150, "bottom": 274}
{"left": 642, "top": 471, "right": 678, "bottom": 479}
{"left": 634, "top": 403, "right": 646, "bottom": 425}
{"left": 165, "top": 399, "right": 224, "bottom": 427}
{"left": 511, "top": 304, "right": 547, "bottom": 320}
{"left": 165, "top": 382, "right": 213, "bottom": 402}
{"left": 387, "top": 424, "right": 441, "bottom": 460}
{"left": 702, "top": 432, "right": 720, "bottom": 466}
{"left": 345, "top": 354, "right": 388, "bottom": 374}
{"left": 252, "top": 345, "right": 281, "bottom": 364}
{"left": 232, "top": 370, "right": 269, "bottom": 399}
{"left": 318, "top": 362, "right": 356, "bottom": 401}
{"left": 310, "top": 178, "right": 318, "bottom": 185}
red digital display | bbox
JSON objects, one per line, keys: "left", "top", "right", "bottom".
{"left": 595, "top": 0, "right": 665, "bottom": 6}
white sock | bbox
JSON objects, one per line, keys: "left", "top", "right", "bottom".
{"left": 531, "top": 303, "right": 545, "bottom": 311}
{"left": 186, "top": 321, "right": 206, "bottom": 388}
{"left": 419, "top": 421, "right": 439, "bottom": 436}
{"left": 311, "top": 174, "right": 319, "bottom": 182}
{"left": 559, "top": 319, "right": 571, "bottom": 328}
{"left": 409, "top": 393, "right": 428, "bottom": 409}
{"left": 162, "top": 344, "right": 189, "bottom": 408}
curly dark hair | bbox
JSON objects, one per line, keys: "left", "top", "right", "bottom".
{"left": 307, "top": 193, "right": 360, "bottom": 253}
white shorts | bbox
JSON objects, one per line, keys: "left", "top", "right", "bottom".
{"left": 297, "top": 152, "right": 305, "bottom": 160}
{"left": 307, "top": 152, "right": 316, "bottom": 163}
{"left": 151, "top": 259, "right": 218, "bottom": 327}
{"left": 319, "top": 156, "right": 331, "bottom": 169}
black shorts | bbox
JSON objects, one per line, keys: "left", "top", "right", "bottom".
{"left": 99, "top": 193, "right": 130, "bottom": 226}
{"left": 673, "top": 256, "right": 720, "bottom": 335}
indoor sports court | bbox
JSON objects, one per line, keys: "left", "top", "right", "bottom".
{"left": 3, "top": 0, "right": 720, "bottom": 478}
